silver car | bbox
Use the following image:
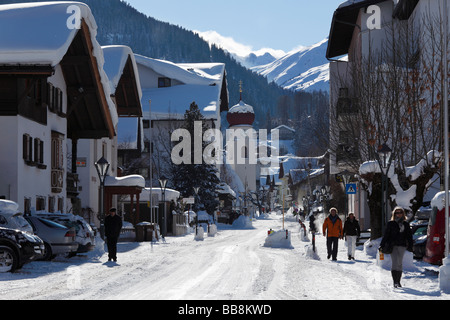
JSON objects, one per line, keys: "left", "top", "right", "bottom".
{"left": 25, "top": 216, "right": 78, "bottom": 261}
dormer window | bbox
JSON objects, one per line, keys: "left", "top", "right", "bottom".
{"left": 158, "top": 77, "right": 171, "bottom": 88}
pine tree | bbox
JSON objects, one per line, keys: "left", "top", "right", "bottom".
{"left": 171, "top": 102, "right": 220, "bottom": 215}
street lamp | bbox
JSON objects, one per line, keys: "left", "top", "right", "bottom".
{"left": 193, "top": 187, "right": 200, "bottom": 235}
{"left": 321, "top": 185, "right": 330, "bottom": 213}
{"left": 376, "top": 143, "right": 393, "bottom": 233}
{"left": 159, "top": 176, "right": 168, "bottom": 237}
{"left": 95, "top": 156, "right": 110, "bottom": 239}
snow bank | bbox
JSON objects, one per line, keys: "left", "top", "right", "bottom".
{"left": 439, "top": 257, "right": 450, "bottom": 293}
{"left": 263, "top": 229, "right": 293, "bottom": 249}
{"left": 194, "top": 226, "right": 204, "bottom": 241}
{"left": 364, "top": 238, "right": 417, "bottom": 271}
{"left": 232, "top": 215, "right": 254, "bottom": 229}
{"left": 208, "top": 224, "right": 218, "bottom": 237}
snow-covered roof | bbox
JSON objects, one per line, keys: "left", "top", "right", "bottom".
{"left": 135, "top": 54, "right": 224, "bottom": 86}
{"left": 102, "top": 45, "right": 142, "bottom": 100}
{"left": 0, "top": 1, "right": 92, "bottom": 66}
{"left": 216, "top": 182, "right": 236, "bottom": 198}
{"left": 229, "top": 100, "right": 254, "bottom": 114}
{"left": 105, "top": 175, "right": 146, "bottom": 188}
{"left": 272, "top": 125, "right": 295, "bottom": 132}
{"left": 135, "top": 54, "right": 226, "bottom": 120}
{"left": 0, "top": 1, "right": 118, "bottom": 127}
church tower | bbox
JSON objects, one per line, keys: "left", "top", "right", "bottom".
{"left": 226, "top": 82, "right": 257, "bottom": 203}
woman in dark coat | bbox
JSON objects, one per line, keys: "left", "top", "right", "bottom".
{"left": 379, "top": 206, "right": 413, "bottom": 288}
{"left": 343, "top": 213, "right": 360, "bottom": 260}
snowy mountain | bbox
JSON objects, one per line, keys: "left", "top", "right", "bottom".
{"left": 197, "top": 29, "right": 330, "bottom": 92}
{"left": 251, "top": 38, "right": 330, "bottom": 92}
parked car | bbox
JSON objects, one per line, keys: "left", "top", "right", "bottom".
{"left": 0, "top": 200, "right": 33, "bottom": 234}
{"left": 0, "top": 227, "right": 44, "bottom": 272}
{"left": 415, "top": 202, "right": 432, "bottom": 221}
{"left": 33, "top": 213, "right": 95, "bottom": 255}
{"left": 424, "top": 202, "right": 449, "bottom": 265}
{"left": 411, "top": 220, "right": 428, "bottom": 259}
{"left": 25, "top": 216, "right": 78, "bottom": 261}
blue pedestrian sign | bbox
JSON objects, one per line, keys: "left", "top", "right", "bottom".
{"left": 345, "top": 183, "right": 357, "bottom": 195}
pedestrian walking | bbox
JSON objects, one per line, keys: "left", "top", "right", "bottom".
{"left": 379, "top": 206, "right": 413, "bottom": 288}
{"left": 343, "top": 212, "right": 360, "bottom": 260}
{"left": 104, "top": 207, "right": 122, "bottom": 262}
{"left": 322, "top": 207, "right": 343, "bottom": 261}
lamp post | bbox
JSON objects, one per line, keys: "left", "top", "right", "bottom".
{"left": 95, "top": 156, "right": 110, "bottom": 240}
{"left": 193, "top": 187, "right": 200, "bottom": 234}
{"left": 376, "top": 143, "right": 393, "bottom": 234}
{"left": 159, "top": 176, "right": 168, "bottom": 237}
{"left": 321, "top": 185, "right": 330, "bottom": 214}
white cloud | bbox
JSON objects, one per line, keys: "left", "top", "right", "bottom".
{"left": 195, "top": 30, "right": 285, "bottom": 59}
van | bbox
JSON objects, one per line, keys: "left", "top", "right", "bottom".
{"left": 424, "top": 192, "right": 450, "bottom": 265}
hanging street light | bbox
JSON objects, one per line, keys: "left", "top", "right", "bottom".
{"left": 95, "top": 156, "right": 110, "bottom": 239}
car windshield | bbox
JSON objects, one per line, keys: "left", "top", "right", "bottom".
{"left": 12, "top": 215, "right": 30, "bottom": 228}
{"left": 414, "top": 226, "right": 427, "bottom": 237}
{"left": 38, "top": 218, "right": 67, "bottom": 229}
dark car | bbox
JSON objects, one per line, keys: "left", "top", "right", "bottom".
{"left": 0, "top": 227, "right": 44, "bottom": 272}
{"left": 411, "top": 220, "right": 428, "bottom": 259}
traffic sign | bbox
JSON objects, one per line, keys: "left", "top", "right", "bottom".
{"left": 345, "top": 183, "right": 357, "bottom": 195}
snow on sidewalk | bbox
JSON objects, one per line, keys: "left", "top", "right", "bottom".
{"left": 0, "top": 212, "right": 447, "bottom": 300}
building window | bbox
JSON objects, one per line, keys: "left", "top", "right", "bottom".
{"left": 48, "top": 196, "right": 55, "bottom": 213}
{"left": 58, "top": 197, "right": 64, "bottom": 212}
{"left": 158, "top": 77, "right": 171, "bottom": 88}
{"left": 23, "top": 134, "right": 32, "bottom": 163}
{"left": 47, "top": 83, "right": 63, "bottom": 115}
{"left": 36, "top": 196, "right": 45, "bottom": 211}
{"left": 34, "top": 138, "right": 44, "bottom": 165}
{"left": 24, "top": 198, "right": 31, "bottom": 215}
{"left": 143, "top": 120, "right": 150, "bottom": 129}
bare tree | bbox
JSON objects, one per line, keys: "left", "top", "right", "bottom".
{"left": 330, "top": 9, "right": 445, "bottom": 239}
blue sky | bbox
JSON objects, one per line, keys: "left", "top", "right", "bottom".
{"left": 125, "top": 0, "right": 343, "bottom": 53}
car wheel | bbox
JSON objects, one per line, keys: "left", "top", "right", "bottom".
{"left": 42, "top": 243, "right": 54, "bottom": 261}
{"left": 0, "top": 245, "right": 19, "bottom": 273}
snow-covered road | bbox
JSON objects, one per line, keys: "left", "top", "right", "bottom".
{"left": 0, "top": 213, "right": 448, "bottom": 300}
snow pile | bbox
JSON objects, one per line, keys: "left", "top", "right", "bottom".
{"left": 299, "top": 223, "right": 309, "bottom": 242}
{"left": 208, "top": 224, "right": 218, "bottom": 237}
{"left": 194, "top": 226, "right": 204, "bottom": 241}
{"left": 232, "top": 215, "right": 254, "bottom": 229}
{"left": 439, "top": 258, "right": 450, "bottom": 293}
{"left": 364, "top": 238, "right": 416, "bottom": 272}
{"left": 264, "top": 229, "right": 293, "bottom": 249}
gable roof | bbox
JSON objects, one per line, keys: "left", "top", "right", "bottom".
{"left": 326, "top": 0, "right": 387, "bottom": 59}
{"left": 0, "top": 1, "right": 117, "bottom": 139}
{"left": 135, "top": 54, "right": 229, "bottom": 120}
{"left": 102, "top": 45, "right": 142, "bottom": 117}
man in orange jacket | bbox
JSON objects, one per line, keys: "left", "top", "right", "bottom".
{"left": 322, "top": 207, "right": 343, "bottom": 261}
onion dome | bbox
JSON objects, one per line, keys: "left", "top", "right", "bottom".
{"left": 227, "top": 100, "right": 255, "bottom": 126}
{"left": 227, "top": 81, "right": 255, "bottom": 127}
